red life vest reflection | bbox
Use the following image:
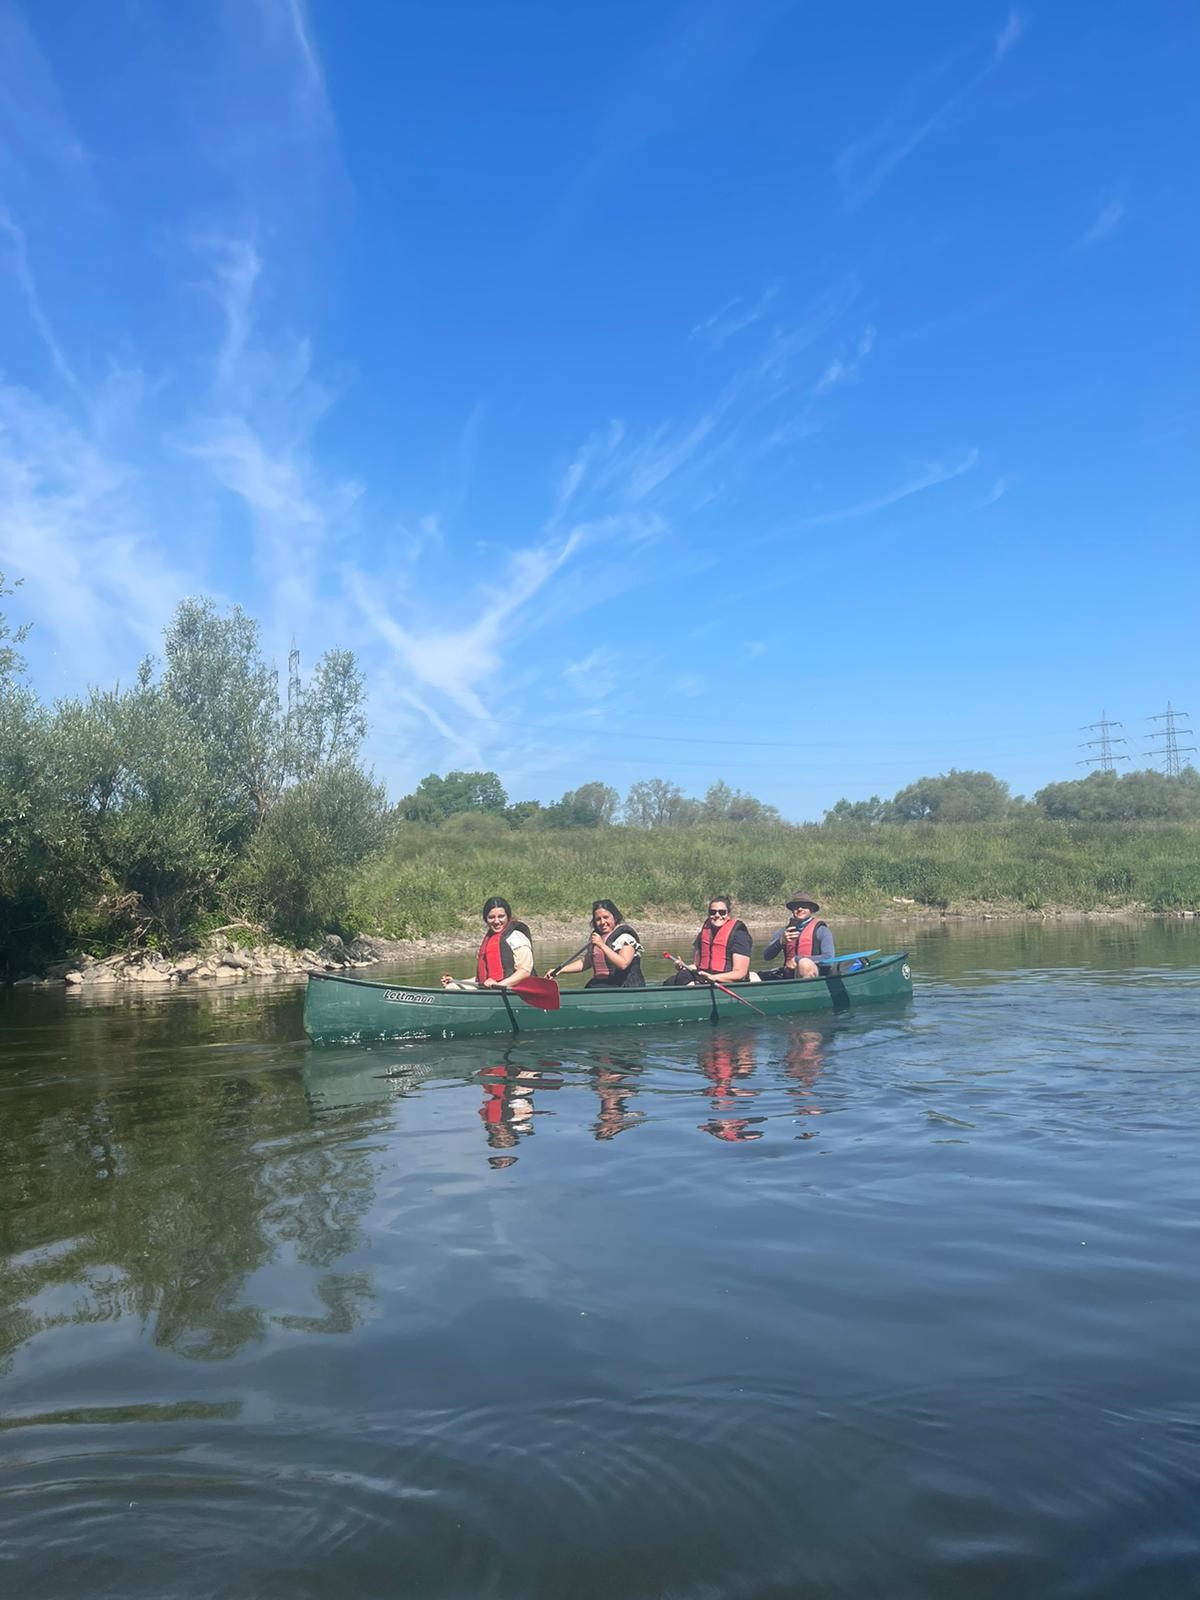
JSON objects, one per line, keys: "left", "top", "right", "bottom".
{"left": 784, "top": 1027, "right": 827, "bottom": 1135}
{"left": 697, "top": 1034, "right": 762, "bottom": 1141}
{"left": 477, "top": 1062, "right": 562, "bottom": 1167}
{"left": 590, "top": 1053, "right": 645, "bottom": 1141}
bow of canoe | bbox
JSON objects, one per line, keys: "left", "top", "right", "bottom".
{"left": 303, "top": 953, "right": 913, "bottom": 1044}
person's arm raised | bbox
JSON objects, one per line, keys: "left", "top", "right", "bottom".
{"left": 603, "top": 935, "right": 638, "bottom": 971}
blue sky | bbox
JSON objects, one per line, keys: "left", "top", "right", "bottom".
{"left": 0, "top": 0, "right": 1196, "bottom": 819}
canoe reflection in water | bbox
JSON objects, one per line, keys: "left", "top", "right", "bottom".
{"left": 590, "top": 1052, "right": 647, "bottom": 1142}
{"left": 477, "top": 1062, "right": 563, "bottom": 1167}
{"left": 784, "top": 1027, "right": 827, "bottom": 1138}
{"left": 696, "top": 1025, "right": 827, "bottom": 1141}
{"left": 697, "top": 1033, "right": 763, "bottom": 1142}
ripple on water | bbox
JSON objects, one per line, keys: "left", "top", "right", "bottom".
{"left": 3, "top": 929, "right": 1200, "bottom": 1599}
{"left": 5, "top": 1384, "right": 1199, "bottom": 1600}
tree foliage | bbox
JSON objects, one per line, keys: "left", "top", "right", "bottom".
{"left": 623, "top": 778, "right": 698, "bottom": 828}
{"left": 0, "top": 595, "right": 385, "bottom": 970}
{"left": 701, "top": 780, "right": 781, "bottom": 825}
{"left": 241, "top": 763, "right": 389, "bottom": 942}
{"left": 889, "top": 769, "right": 1012, "bottom": 823}
{"left": 0, "top": 571, "right": 30, "bottom": 687}
{"left": 542, "top": 781, "right": 619, "bottom": 829}
{"left": 399, "top": 769, "right": 508, "bottom": 823}
{"left": 826, "top": 770, "right": 1013, "bottom": 825}
{"left": 1034, "top": 767, "right": 1200, "bottom": 822}
{"left": 826, "top": 765, "right": 1200, "bottom": 828}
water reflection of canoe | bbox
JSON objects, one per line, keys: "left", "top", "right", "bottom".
{"left": 303, "top": 953, "right": 913, "bottom": 1044}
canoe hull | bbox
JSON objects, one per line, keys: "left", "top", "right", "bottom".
{"left": 303, "top": 954, "right": 913, "bottom": 1044}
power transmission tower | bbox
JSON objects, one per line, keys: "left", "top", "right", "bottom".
{"left": 1078, "top": 710, "right": 1129, "bottom": 771}
{"left": 1145, "top": 703, "right": 1196, "bottom": 777}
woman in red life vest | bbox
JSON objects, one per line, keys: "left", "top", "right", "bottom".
{"left": 440, "top": 897, "right": 537, "bottom": 990}
{"left": 664, "top": 895, "right": 753, "bottom": 986}
{"left": 758, "top": 893, "right": 834, "bottom": 980}
{"left": 548, "top": 900, "right": 645, "bottom": 988}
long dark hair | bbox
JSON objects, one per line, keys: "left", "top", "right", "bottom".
{"left": 481, "top": 896, "right": 513, "bottom": 923}
{"left": 591, "top": 899, "right": 624, "bottom": 926}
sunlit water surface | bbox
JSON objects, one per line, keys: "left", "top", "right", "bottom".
{"left": 2, "top": 920, "right": 1198, "bottom": 1599}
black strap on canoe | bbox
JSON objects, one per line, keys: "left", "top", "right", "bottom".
{"left": 498, "top": 989, "right": 520, "bottom": 1034}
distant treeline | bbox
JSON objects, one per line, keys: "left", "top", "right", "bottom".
{"left": 398, "top": 772, "right": 781, "bottom": 829}
{"left": 824, "top": 766, "right": 1200, "bottom": 825}
{"left": 399, "top": 764, "right": 1200, "bottom": 830}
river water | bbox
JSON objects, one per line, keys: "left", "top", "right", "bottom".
{"left": 2, "top": 920, "right": 1198, "bottom": 1599}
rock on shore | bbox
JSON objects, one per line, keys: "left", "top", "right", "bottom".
{"left": 9, "top": 933, "right": 382, "bottom": 989}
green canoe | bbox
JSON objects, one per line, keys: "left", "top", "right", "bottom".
{"left": 303, "top": 953, "right": 913, "bottom": 1044}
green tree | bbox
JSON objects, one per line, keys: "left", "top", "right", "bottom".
{"left": 504, "top": 799, "right": 543, "bottom": 827}
{"left": 288, "top": 648, "right": 368, "bottom": 778}
{"left": 0, "top": 589, "right": 383, "bottom": 969}
{"left": 0, "top": 571, "right": 30, "bottom": 686}
{"left": 160, "top": 599, "right": 281, "bottom": 834}
{"left": 399, "top": 769, "right": 508, "bottom": 823}
{"left": 242, "top": 762, "right": 389, "bottom": 942}
{"left": 46, "top": 682, "right": 231, "bottom": 940}
{"left": 889, "top": 769, "right": 1011, "bottom": 824}
{"left": 623, "top": 778, "right": 698, "bottom": 828}
{"left": 543, "top": 781, "right": 620, "bottom": 828}
{"left": 823, "top": 794, "right": 889, "bottom": 827}
{"left": 1034, "top": 767, "right": 1200, "bottom": 822}
{"left": 701, "top": 780, "right": 781, "bottom": 825}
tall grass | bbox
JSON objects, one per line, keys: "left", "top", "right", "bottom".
{"left": 347, "top": 817, "right": 1200, "bottom": 937}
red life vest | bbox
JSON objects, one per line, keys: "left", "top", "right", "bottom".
{"left": 475, "top": 921, "right": 534, "bottom": 984}
{"left": 696, "top": 917, "right": 747, "bottom": 973}
{"left": 783, "top": 916, "right": 828, "bottom": 970}
{"left": 588, "top": 923, "right": 642, "bottom": 983}
{"left": 589, "top": 936, "right": 612, "bottom": 980}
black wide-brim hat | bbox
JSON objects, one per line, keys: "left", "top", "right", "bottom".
{"left": 786, "top": 893, "right": 820, "bottom": 912}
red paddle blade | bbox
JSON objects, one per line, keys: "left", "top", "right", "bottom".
{"left": 508, "top": 976, "right": 561, "bottom": 1011}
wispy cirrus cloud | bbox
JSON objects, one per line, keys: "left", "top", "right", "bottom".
{"left": 0, "top": 207, "right": 87, "bottom": 404}
{"left": 979, "top": 472, "right": 1014, "bottom": 507}
{"left": 346, "top": 525, "right": 587, "bottom": 727}
{"left": 690, "top": 283, "right": 781, "bottom": 349}
{"left": 1077, "top": 194, "right": 1127, "bottom": 249}
{"left": 181, "top": 233, "right": 362, "bottom": 652}
{"left": 812, "top": 323, "right": 877, "bottom": 396}
{"left": 232, "top": 0, "right": 333, "bottom": 128}
{"left": 835, "top": 10, "right": 1028, "bottom": 210}
{"left": 549, "top": 0, "right": 791, "bottom": 237}
{"left": 0, "top": 0, "right": 92, "bottom": 181}
{"left": 794, "top": 449, "right": 980, "bottom": 528}
{"left": 0, "top": 382, "right": 194, "bottom": 680}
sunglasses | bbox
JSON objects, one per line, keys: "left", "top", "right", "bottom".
{"left": 708, "top": 907, "right": 730, "bottom": 917}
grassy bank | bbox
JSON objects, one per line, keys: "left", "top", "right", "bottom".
{"left": 347, "top": 818, "right": 1200, "bottom": 938}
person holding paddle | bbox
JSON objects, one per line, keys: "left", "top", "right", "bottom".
{"left": 664, "top": 896, "right": 753, "bottom": 986}
{"left": 441, "top": 897, "right": 537, "bottom": 991}
{"left": 548, "top": 900, "right": 645, "bottom": 988}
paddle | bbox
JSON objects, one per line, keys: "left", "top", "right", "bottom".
{"left": 507, "top": 975, "right": 561, "bottom": 1011}
{"left": 662, "top": 951, "right": 768, "bottom": 1017}
{"left": 545, "top": 940, "right": 592, "bottom": 982}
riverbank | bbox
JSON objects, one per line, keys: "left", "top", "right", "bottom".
{"left": 347, "top": 818, "right": 1200, "bottom": 939}
{"left": 10, "top": 901, "right": 1195, "bottom": 988}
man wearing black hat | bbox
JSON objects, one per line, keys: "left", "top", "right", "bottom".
{"left": 759, "top": 893, "right": 834, "bottom": 980}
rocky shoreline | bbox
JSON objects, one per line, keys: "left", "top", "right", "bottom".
{"left": 8, "top": 933, "right": 384, "bottom": 991}
{"left": 6, "top": 904, "right": 1193, "bottom": 990}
